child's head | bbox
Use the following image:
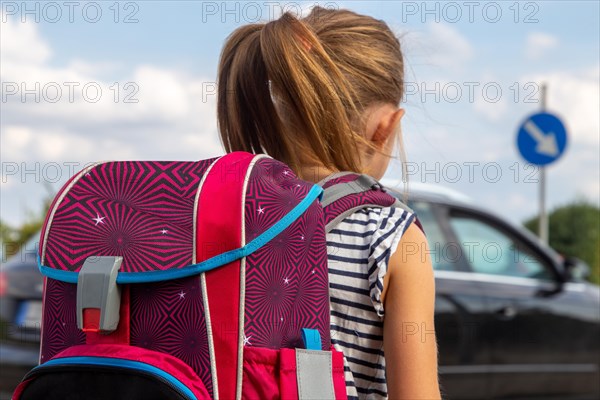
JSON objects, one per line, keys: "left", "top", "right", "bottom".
{"left": 217, "top": 6, "right": 405, "bottom": 181}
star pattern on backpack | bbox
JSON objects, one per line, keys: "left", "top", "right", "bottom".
{"left": 92, "top": 214, "right": 105, "bottom": 226}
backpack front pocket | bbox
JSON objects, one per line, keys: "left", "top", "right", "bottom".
{"left": 241, "top": 345, "right": 348, "bottom": 400}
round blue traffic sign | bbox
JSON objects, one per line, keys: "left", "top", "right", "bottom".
{"left": 517, "top": 112, "right": 568, "bottom": 166}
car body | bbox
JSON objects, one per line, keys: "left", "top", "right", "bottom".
{"left": 383, "top": 180, "right": 600, "bottom": 400}
{"left": 0, "top": 236, "right": 42, "bottom": 399}
{"left": 1, "top": 183, "right": 599, "bottom": 399}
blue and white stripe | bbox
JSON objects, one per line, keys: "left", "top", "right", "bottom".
{"left": 327, "top": 206, "right": 415, "bottom": 399}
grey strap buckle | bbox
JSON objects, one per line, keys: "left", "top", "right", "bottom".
{"left": 76, "top": 256, "right": 122, "bottom": 333}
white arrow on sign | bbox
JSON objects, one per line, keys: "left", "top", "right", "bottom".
{"left": 524, "top": 120, "right": 559, "bottom": 157}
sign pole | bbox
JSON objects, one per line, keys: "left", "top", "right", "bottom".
{"left": 516, "top": 85, "right": 566, "bottom": 245}
{"left": 539, "top": 83, "right": 548, "bottom": 244}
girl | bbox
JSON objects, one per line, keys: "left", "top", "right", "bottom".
{"left": 217, "top": 6, "right": 442, "bottom": 400}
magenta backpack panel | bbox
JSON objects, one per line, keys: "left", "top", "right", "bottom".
{"left": 41, "top": 160, "right": 216, "bottom": 273}
{"left": 39, "top": 279, "right": 85, "bottom": 363}
{"left": 243, "top": 158, "right": 331, "bottom": 350}
{"left": 129, "top": 275, "right": 213, "bottom": 396}
{"left": 38, "top": 160, "right": 217, "bottom": 396}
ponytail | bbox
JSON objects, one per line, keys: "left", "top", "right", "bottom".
{"left": 217, "top": 8, "right": 405, "bottom": 179}
{"left": 217, "top": 24, "right": 282, "bottom": 159}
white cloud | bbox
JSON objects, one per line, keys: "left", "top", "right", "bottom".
{"left": 131, "top": 66, "right": 190, "bottom": 119}
{"left": 525, "top": 32, "right": 559, "bottom": 61}
{"left": 66, "top": 59, "right": 121, "bottom": 76}
{"left": 0, "top": 13, "right": 226, "bottom": 226}
{"left": 2, "top": 126, "right": 33, "bottom": 160}
{"left": 0, "top": 13, "right": 223, "bottom": 152}
{"left": 405, "top": 23, "right": 474, "bottom": 70}
{"left": 35, "top": 130, "right": 94, "bottom": 160}
{"left": 523, "top": 66, "right": 600, "bottom": 146}
{"left": 1, "top": 61, "right": 204, "bottom": 127}
{"left": 0, "top": 13, "right": 51, "bottom": 65}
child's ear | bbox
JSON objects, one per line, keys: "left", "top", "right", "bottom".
{"left": 372, "top": 108, "right": 405, "bottom": 146}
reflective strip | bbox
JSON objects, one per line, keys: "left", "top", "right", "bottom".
{"left": 296, "top": 349, "right": 335, "bottom": 400}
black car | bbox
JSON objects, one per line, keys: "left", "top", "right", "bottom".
{"left": 384, "top": 181, "right": 600, "bottom": 400}
{"left": 1, "top": 183, "right": 599, "bottom": 399}
{"left": 0, "top": 235, "right": 42, "bottom": 399}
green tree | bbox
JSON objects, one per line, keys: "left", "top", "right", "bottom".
{"left": 524, "top": 200, "right": 600, "bottom": 285}
{"left": 1, "top": 188, "right": 53, "bottom": 262}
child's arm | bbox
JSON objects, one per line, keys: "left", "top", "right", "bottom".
{"left": 382, "top": 222, "right": 442, "bottom": 399}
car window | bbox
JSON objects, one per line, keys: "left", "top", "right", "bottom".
{"left": 449, "top": 215, "right": 554, "bottom": 280}
{"left": 408, "top": 200, "right": 457, "bottom": 271}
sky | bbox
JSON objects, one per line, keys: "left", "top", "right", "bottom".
{"left": 1, "top": 0, "right": 599, "bottom": 229}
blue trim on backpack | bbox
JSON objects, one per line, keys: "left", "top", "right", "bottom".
{"left": 38, "top": 184, "right": 323, "bottom": 284}
{"left": 301, "top": 328, "right": 322, "bottom": 351}
{"left": 35, "top": 356, "right": 197, "bottom": 400}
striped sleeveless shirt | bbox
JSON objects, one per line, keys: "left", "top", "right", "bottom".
{"left": 327, "top": 205, "right": 415, "bottom": 399}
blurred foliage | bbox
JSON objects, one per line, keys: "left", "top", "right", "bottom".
{"left": 1, "top": 188, "right": 53, "bottom": 262}
{"left": 525, "top": 200, "right": 600, "bottom": 285}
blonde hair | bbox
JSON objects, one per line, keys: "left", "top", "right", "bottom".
{"left": 217, "top": 6, "right": 405, "bottom": 180}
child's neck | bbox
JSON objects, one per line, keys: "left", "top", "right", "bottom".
{"left": 297, "top": 164, "right": 338, "bottom": 184}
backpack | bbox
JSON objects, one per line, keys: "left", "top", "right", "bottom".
{"left": 13, "top": 151, "right": 407, "bottom": 400}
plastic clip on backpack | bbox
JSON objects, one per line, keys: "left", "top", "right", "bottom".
{"left": 13, "top": 151, "right": 412, "bottom": 400}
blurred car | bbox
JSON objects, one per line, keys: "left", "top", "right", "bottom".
{"left": 0, "top": 235, "right": 42, "bottom": 399}
{"left": 1, "top": 183, "right": 599, "bottom": 399}
{"left": 383, "top": 180, "right": 600, "bottom": 400}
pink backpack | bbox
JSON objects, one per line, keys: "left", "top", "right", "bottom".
{"left": 14, "top": 151, "right": 403, "bottom": 400}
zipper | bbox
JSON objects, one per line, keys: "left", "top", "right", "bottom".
{"left": 23, "top": 357, "right": 196, "bottom": 400}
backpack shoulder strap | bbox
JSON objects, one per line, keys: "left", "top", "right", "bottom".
{"left": 316, "top": 171, "right": 357, "bottom": 188}
{"left": 320, "top": 174, "right": 381, "bottom": 207}
{"left": 319, "top": 172, "right": 417, "bottom": 234}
